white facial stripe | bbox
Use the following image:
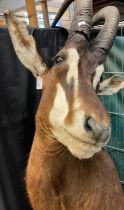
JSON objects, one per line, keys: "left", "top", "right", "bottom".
{"left": 49, "top": 83, "right": 69, "bottom": 127}
{"left": 49, "top": 83, "right": 101, "bottom": 159}
{"left": 66, "top": 48, "right": 79, "bottom": 96}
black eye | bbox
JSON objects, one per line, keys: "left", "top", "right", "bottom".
{"left": 54, "top": 55, "right": 64, "bottom": 64}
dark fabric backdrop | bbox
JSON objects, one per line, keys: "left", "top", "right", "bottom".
{"left": 0, "top": 27, "right": 68, "bottom": 210}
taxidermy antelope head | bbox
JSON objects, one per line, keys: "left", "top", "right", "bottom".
{"left": 4, "top": 0, "right": 124, "bottom": 159}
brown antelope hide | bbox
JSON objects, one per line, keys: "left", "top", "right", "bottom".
{"left": 4, "top": 0, "right": 124, "bottom": 209}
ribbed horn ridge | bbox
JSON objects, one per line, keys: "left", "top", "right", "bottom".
{"left": 91, "top": 6, "right": 120, "bottom": 53}
{"left": 68, "top": 0, "right": 93, "bottom": 40}
{"left": 52, "top": 0, "right": 74, "bottom": 27}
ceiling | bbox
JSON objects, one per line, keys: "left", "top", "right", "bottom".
{"left": 0, "top": 0, "right": 64, "bottom": 13}
{"left": 48, "top": 0, "right": 64, "bottom": 8}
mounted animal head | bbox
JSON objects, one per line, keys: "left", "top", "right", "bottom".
{"left": 4, "top": 0, "right": 124, "bottom": 159}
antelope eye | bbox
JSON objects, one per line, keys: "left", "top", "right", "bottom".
{"left": 54, "top": 55, "right": 64, "bottom": 64}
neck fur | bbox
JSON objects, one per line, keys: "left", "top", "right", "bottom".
{"left": 26, "top": 130, "right": 124, "bottom": 210}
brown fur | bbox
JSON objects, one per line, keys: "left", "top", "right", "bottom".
{"left": 26, "top": 40, "right": 124, "bottom": 210}
{"left": 5, "top": 10, "right": 124, "bottom": 210}
{"left": 26, "top": 132, "right": 124, "bottom": 210}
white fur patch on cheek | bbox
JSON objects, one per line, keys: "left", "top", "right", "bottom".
{"left": 49, "top": 83, "right": 69, "bottom": 127}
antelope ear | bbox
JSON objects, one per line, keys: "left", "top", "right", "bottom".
{"left": 97, "top": 75, "right": 124, "bottom": 95}
{"left": 4, "top": 10, "right": 46, "bottom": 78}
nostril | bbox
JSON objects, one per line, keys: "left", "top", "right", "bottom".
{"left": 85, "top": 117, "right": 94, "bottom": 133}
{"left": 85, "top": 117, "right": 110, "bottom": 143}
{"left": 87, "top": 117, "right": 97, "bottom": 130}
{"left": 85, "top": 117, "right": 99, "bottom": 134}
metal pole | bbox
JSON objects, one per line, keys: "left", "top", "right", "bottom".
{"left": 25, "top": 0, "right": 38, "bottom": 27}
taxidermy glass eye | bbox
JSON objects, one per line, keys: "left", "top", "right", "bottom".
{"left": 54, "top": 55, "right": 64, "bottom": 64}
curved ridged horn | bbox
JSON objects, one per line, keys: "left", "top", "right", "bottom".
{"left": 91, "top": 6, "right": 120, "bottom": 53}
{"left": 52, "top": 0, "right": 74, "bottom": 27}
{"left": 68, "top": 0, "right": 93, "bottom": 40}
{"left": 52, "top": 0, "right": 93, "bottom": 41}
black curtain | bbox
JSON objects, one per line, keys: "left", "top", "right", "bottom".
{"left": 0, "top": 27, "right": 68, "bottom": 210}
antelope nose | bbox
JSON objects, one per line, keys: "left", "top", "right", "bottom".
{"left": 86, "top": 117, "right": 110, "bottom": 143}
